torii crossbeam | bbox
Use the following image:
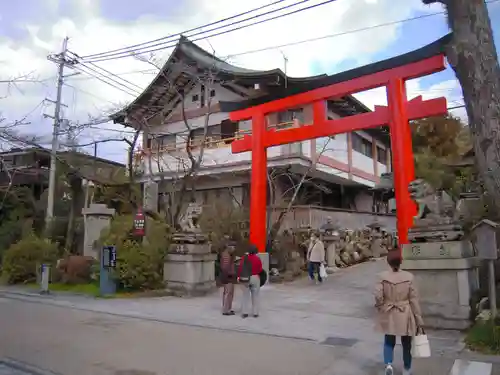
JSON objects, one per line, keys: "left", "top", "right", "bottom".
{"left": 223, "top": 36, "right": 450, "bottom": 252}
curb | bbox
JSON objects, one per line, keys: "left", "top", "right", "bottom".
{"left": 0, "top": 358, "right": 61, "bottom": 375}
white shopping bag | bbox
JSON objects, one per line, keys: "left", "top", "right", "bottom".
{"left": 412, "top": 331, "right": 431, "bottom": 358}
{"left": 319, "top": 263, "right": 328, "bottom": 279}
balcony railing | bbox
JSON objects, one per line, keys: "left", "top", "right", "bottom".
{"left": 135, "top": 120, "right": 299, "bottom": 161}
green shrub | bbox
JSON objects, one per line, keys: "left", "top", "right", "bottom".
{"left": 96, "top": 214, "right": 170, "bottom": 291}
{"left": 2, "top": 233, "right": 59, "bottom": 284}
{"left": 465, "top": 319, "right": 500, "bottom": 354}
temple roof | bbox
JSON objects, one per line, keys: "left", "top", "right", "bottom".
{"left": 111, "top": 36, "right": 329, "bottom": 124}
{"left": 110, "top": 37, "right": 388, "bottom": 141}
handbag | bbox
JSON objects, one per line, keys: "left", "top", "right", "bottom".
{"left": 319, "top": 263, "right": 328, "bottom": 279}
{"left": 412, "top": 327, "right": 431, "bottom": 358}
{"left": 259, "top": 269, "right": 268, "bottom": 286}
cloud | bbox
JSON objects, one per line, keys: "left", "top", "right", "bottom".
{"left": 0, "top": 0, "right": 448, "bottom": 163}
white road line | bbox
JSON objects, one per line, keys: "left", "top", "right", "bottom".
{"left": 450, "top": 359, "right": 492, "bottom": 375}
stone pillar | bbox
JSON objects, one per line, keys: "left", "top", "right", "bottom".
{"left": 322, "top": 234, "right": 339, "bottom": 273}
{"left": 82, "top": 204, "right": 116, "bottom": 259}
{"left": 402, "top": 240, "right": 480, "bottom": 330}
{"left": 164, "top": 242, "right": 216, "bottom": 296}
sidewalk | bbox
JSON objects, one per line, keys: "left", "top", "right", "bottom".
{"left": 0, "top": 259, "right": 495, "bottom": 374}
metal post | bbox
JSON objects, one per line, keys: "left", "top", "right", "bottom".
{"left": 489, "top": 259, "right": 497, "bottom": 319}
{"left": 45, "top": 37, "right": 69, "bottom": 230}
{"left": 100, "top": 246, "right": 117, "bottom": 296}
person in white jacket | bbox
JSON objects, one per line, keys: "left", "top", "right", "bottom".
{"left": 306, "top": 231, "right": 326, "bottom": 284}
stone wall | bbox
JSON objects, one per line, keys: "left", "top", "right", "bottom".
{"left": 270, "top": 205, "right": 396, "bottom": 231}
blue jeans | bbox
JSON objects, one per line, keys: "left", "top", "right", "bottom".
{"left": 384, "top": 335, "right": 412, "bottom": 370}
{"left": 308, "top": 261, "right": 322, "bottom": 282}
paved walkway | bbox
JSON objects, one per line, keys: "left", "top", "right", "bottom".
{"left": 1, "top": 259, "right": 498, "bottom": 374}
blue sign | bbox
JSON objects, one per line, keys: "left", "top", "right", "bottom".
{"left": 102, "top": 246, "right": 117, "bottom": 268}
{"left": 100, "top": 245, "right": 117, "bottom": 296}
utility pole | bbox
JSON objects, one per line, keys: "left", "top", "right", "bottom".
{"left": 44, "top": 37, "right": 73, "bottom": 231}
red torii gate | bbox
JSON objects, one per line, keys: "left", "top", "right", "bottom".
{"left": 225, "top": 37, "right": 450, "bottom": 252}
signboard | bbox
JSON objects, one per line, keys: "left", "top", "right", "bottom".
{"left": 102, "top": 246, "right": 117, "bottom": 268}
{"left": 143, "top": 181, "right": 159, "bottom": 213}
{"left": 402, "top": 241, "right": 473, "bottom": 260}
{"left": 133, "top": 209, "right": 146, "bottom": 237}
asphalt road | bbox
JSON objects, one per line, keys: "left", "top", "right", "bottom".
{"left": 0, "top": 297, "right": 341, "bottom": 375}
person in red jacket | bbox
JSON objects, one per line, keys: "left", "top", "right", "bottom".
{"left": 237, "top": 244, "right": 263, "bottom": 318}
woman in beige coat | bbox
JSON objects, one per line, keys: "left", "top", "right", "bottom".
{"left": 375, "top": 251, "right": 424, "bottom": 375}
{"left": 307, "top": 231, "right": 325, "bottom": 283}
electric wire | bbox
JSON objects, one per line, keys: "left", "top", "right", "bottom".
{"left": 70, "top": 65, "right": 139, "bottom": 97}
{"left": 62, "top": 0, "right": 499, "bottom": 113}
{"left": 73, "top": 0, "right": 500, "bottom": 64}
{"left": 84, "top": 61, "right": 143, "bottom": 91}
{"left": 79, "top": 0, "right": 338, "bottom": 63}
{"left": 74, "top": 62, "right": 142, "bottom": 95}
{"left": 78, "top": 0, "right": 289, "bottom": 59}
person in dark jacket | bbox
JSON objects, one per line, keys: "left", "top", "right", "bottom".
{"left": 220, "top": 242, "right": 237, "bottom": 316}
{"left": 238, "top": 244, "right": 263, "bottom": 318}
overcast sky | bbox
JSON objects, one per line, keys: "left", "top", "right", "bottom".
{"left": 1, "top": 0, "right": 499, "bottom": 163}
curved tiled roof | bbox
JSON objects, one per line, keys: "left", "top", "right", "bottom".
{"left": 111, "top": 36, "right": 327, "bottom": 123}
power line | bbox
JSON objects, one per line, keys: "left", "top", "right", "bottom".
{"left": 78, "top": 0, "right": 288, "bottom": 59}
{"left": 76, "top": 0, "right": 500, "bottom": 64}
{"left": 73, "top": 61, "right": 142, "bottom": 95}
{"left": 70, "top": 64, "right": 138, "bottom": 97}
{"left": 227, "top": 0, "right": 500, "bottom": 58}
{"left": 80, "top": 0, "right": 339, "bottom": 63}
{"left": 64, "top": 0, "right": 499, "bottom": 107}
{"left": 67, "top": 68, "right": 157, "bottom": 81}
{"left": 67, "top": 56, "right": 144, "bottom": 92}
{"left": 64, "top": 83, "right": 119, "bottom": 105}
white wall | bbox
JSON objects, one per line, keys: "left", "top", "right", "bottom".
{"left": 142, "top": 143, "right": 283, "bottom": 174}
{"left": 151, "top": 84, "right": 242, "bottom": 135}
{"left": 351, "top": 151, "right": 374, "bottom": 175}
{"left": 181, "top": 83, "right": 242, "bottom": 111}
{"left": 378, "top": 162, "right": 388, "bottom": 175}
{"left": 352, "top": 175, "right": 376, "bottom": 188}
{"left": 316, "top": 133, "right": 348, "bottom": 164}
{"left": 315, "top": 163, "right": 349, "bottom": 180}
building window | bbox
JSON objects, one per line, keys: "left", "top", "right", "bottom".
{"left": 278, "top": 108, "right": 304, "bottom": 124}
{"left": 153, "top": 134, "right": 177, "bottom": 150}
{"left": 200, "top": 84, "right": 206, "bottom": 107}
{"left": 220, "top": 120, "right": 239, "bottom": 144}
{"left": 377, "top": 146, "right": 387, "bottom": 165}
{"left": 275, "top": 108, "right": 304, "bottom": 130}
{"left": 192, "top": 94, "right": 199, "bottom": 102}
{"left": 352, "top": 132, "right": 373, "bottom": 158}
{"left": 210, "top": 89, "right": 216, "bottom": 97}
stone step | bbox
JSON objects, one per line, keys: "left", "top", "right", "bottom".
{"left": 411, "top": 359, "right": 495, "bottom": 375}
{"left": 450, "top": 360, "right": 493, "bottom": 375}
